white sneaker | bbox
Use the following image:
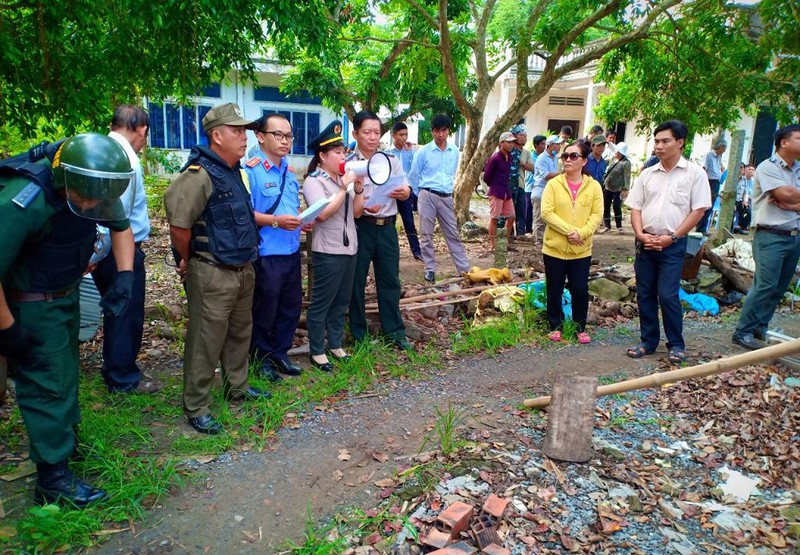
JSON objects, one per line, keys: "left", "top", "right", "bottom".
{"left": 596, "top": 227, "right": 609, "bottom": 234}
{"left": 617, "top": 228, "right": 624, "bottom": 234}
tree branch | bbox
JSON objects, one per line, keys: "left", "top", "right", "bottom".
{"left": 400, "top": 0, "right": 438, "bottom": 28}
{"left": 367, "top": 34, "right": 414, "bottom": 109}
{"left": 436, "top": 0, "right": 475, "bottom": 118}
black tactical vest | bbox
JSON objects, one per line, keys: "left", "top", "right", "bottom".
{"left": 185, "top": 146, "right": 258, "bottom": 266}
{"left": 0, "top": 144, "right": 97, "bottom": 292}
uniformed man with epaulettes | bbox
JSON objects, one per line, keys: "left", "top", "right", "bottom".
{"left": 347, "top": 110, "right": 414, "bottom": 351}
{"left": 242, "top": 113, "right": 310, "bottom": 382}
{"left": 164, "top": 103, "right": 270, "bottom": 436}
{"left": 0, "top": 133, "right": 137, "bottom": 507}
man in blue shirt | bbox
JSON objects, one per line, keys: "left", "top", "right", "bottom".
{"left": 408, "top": 114, "right": 470, "bottom": 283}
{"left": 530, "top": 135, "right": 562, "bottom": 245}
{"left": 385, "top": 122, "right": 422, "bottom": 261}
{"left": 93, "top": 105, "right": 163, "bottom": 394}
{"left": 244, "top": 113, "right": 311, "bottom": 381}
{"left": 524, "top": 135, "right": 547, "bottom": 234}
{"left": 697, "top": 139, "right": 727, "bottom": 233}
{"left": 587, "top": 135, "right": 608, "bottom": 187}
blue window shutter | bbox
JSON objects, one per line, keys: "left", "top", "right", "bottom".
{"left": 165, "top": 103, "right": 181, "bottom": 149}
{"left": 292, "top": 112, "right": 306, "bottom": 155}
{"left": 197, "top": 105, "right": 212, "bottom": 146}
{"left": 306, "top": 113, "right": 320, "bottom": 156}
{"left": 182, "top": 106, "right": 197, "bottom": 149}
{"left": 148, "top": 102, "right": 165, "bottom": 148}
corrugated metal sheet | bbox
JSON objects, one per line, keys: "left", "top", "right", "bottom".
{"left": 79, "top": 275, "right": 102, "bottom": 342}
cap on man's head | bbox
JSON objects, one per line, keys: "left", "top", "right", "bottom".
{"left": 591, "top": 135, "right": 607, "bottom": 146}
{"left": 510, "top": 124, "right": 527, "bottom": 135}
{"left": 499, "top": 131, "right": 516, "bottom": 143}
{"left": 546, "top": 135, "right": 564, "bottom": 145}
{"left": 308, "top": 120, "right": 344, "bottom": 152}
{"left": 202, "top": 103, "right": 258, "bottom": 133}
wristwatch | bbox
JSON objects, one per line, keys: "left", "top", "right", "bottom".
{"left": 670, "top": 233, "right": 679, "bottom": 243}
{"left": 272, "top": 216, "right": 279, "bottom": 229}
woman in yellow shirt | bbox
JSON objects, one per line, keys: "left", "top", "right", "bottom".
{"left": 541, "top": 141, "right": 603, "bottom": 343}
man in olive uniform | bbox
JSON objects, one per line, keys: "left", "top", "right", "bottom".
{"left": 347, "top": 110, "right": 414, "bottom": 350}
{"left": 165, "top": 103, "right": 269, "bottom": 436}
{"left": 0, "top": 133, "right": 136, "bottom": 506}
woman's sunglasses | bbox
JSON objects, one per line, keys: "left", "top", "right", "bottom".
{"left": 560, "top": 152, "right": 583, "bottom": 161}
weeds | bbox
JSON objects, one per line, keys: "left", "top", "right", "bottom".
{"left": 421, "top": 402, "right": 467, "bottom": 456}
{"left": 281, "top": 507, "right": 347, "bottom": 554}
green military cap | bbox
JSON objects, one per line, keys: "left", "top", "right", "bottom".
{"left": 202, "top": 103, "right": 258, "bottom": 133}
{"left": 307, "top": 120, "right": 344, "bottom": 152}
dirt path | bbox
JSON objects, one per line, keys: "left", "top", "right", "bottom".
{"left": 91, "top": 308, "right": 786, "bottom": 555}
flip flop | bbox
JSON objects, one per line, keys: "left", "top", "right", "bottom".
{"left": 627, "top": 343, "right": 654, "bottom": 358}
{"left": 548, "top": 330, "right": 562, "bottom": 342}
{"left": 577, "top": 332, "right": 591, "bottom": 344}
{"left": 668, "top": 348, "right": 686, "bottom": 364}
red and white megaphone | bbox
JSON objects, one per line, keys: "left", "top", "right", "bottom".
{"left": 339, "top": 152, "right": 392, "bottom": 185}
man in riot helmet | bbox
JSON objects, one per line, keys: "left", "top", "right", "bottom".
{"left": 0, "top": 132, "right": 137, "bottom": 507}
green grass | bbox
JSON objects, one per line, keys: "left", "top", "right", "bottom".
{"left": 0, "top": 337, "right": 445, "bottom": 552}
{"left": 421, "top": 402, "right": 468, "bottom": 456}
{"left": 280, "top": 507, "right": 348, "bottom": 554}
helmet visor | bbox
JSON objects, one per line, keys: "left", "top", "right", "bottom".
{"left": 60, "top": 163, "right": 135, "bottom": 221}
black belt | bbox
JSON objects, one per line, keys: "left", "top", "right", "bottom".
{"left": 756, "top": 226, "right": 799, "bottom": 237}
{"left": 134, "top": 241, "right": 143, "bottom": 249}
{"left": 420, "top": 188, "right": 452, "bottom": 198}
{"left": 6, "top": 288, "right": 74, "bottom": 302}
{"left": 196, "top": 257, "right": 250, "bottom": 272}
{"left": 357, "top": 215, "right": 396, "bottom": 226}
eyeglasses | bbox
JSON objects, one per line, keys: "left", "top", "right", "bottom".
{"left": 261, "top": 130, "right": 294, "bottom": 142}
{"left": 560, "top": 152, "right": 583, "bottom": 161}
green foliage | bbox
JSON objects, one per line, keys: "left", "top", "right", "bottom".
{"left": 0, "top": 120, "right": 74, "bottom": 159}
{"left": 144, "top": 176, "right": 171, "bottom": 219}
{"left": 142, "top": 147, "right": 182, "bottom": 176}
{"left": 0, "top": 1, "right": 334, "bottom": 136}
{"left": 281, "top": 508, "right": 348, "bottom": 554}
{"left": 595, "top": 1, "right": 798, "bottom": 134}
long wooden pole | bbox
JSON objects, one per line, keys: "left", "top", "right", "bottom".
{"left": 363, "top": 279, "right": 533, "bottom": 310}
{"left": 524, "top": 338, "right": 800, "bottom": 409}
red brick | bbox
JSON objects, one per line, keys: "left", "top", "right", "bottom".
{"left": 421, "top": 528, "right": 451, "bottom": 549}
{"left": 428, "top": 541, "right": 478, "bottom": 555}
{"left": 481, "top": 544, "right": 511, "bottom": 555}
{"left": 436, "top": 501, "right": 474, "bottom": 539}
{"left": 482, "top": 494, "right": 509, "bottom": 519}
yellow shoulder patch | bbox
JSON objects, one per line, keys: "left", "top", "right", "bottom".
{"left": 245, "top": 157, "right": 260, "bottom": 168}
{"left": 187, "top": 164, "right": 202, "bottom": 172}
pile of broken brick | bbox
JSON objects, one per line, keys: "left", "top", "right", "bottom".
{"left": 419, "top": 494, "right": 510, "bottom": 555}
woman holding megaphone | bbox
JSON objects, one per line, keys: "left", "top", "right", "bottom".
{"left": 303, "top": 121, "right": 366, "bottom": 372}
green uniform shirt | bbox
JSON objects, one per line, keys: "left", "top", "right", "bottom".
{"left": 0, "top": 166, "right": 129, "bottom": 291}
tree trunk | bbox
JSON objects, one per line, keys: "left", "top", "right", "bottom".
{"left": 712, "top": 129, "right": 745, "bottom": 246}
{"left": 703, "top": 247, "right": 752, "bottom": 293}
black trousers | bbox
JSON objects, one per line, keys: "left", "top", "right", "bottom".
{"left": 543, "top": 253, "right": 591, "bottom": 333}
{"left": 603, "top": 189, "right": 623, "bottom": 229}
{"left": 397, "top": 194, "right": 420, "bottom": 257}
{"left": 733, "top": 201, "right": 751, "bottom": 231}
{"left": 250, "top": 251, "right": 302, "bottom": 362}
{"left": 92, "top": 245, "right": 146, "bottom": 392}
{"left": 696, "top": 179, "right": 720, "bottom": 232}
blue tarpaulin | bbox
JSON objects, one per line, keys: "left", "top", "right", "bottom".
{"left": 679, "top": 288, "right": 720, "bottom": 316}
{"left": 518, "top": 281, "right": 573, "bottom": 319}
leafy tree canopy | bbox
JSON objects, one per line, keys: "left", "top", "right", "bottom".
{"left": 594, "top": 0, "right": 799, "bottom": 134}
{"left": 0, "top": 0, "right": 334, "bottom": 137}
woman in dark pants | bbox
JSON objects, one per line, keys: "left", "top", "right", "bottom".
{"left": 303, "top": 121, "right": 366, "bottom": 371}
{"left": 601, "top": 142, "right": 631, "bottom": 233}
{"left": 540, "top": 141, "right": 603, "bottom": 343}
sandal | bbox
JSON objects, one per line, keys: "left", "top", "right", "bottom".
{"left": 548, "top": 330, "right": 562, "bottom": 342}
{"left": 577, "top": 332, "right": 591, "bottom": 344}
{"left": 668, "top": 348, "right": 686, "bottom": 364}
{"left": 627, "top": 343, "right": 654, "bottom": 358}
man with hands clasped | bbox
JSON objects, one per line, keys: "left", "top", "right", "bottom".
{"left": 625, "top": 120, "right": 711, "bottom": 365}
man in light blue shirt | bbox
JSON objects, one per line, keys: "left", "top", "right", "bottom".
{"left": 524, "top": 134, "right": 547, "bottom": 233}
{"left": 408, "top": 114, "right": 469, "bottom": 282}
{"left": 385, "top": 122, "right": 422, "bottom": 261}
{"left": 93, "top": 105, "right": 162, "bottom": 394}
{"left": 530, "top": 135, "right": 562, "bottom": 245}
{"left": 697, "top": 138, "right": 727, "bottom": 233}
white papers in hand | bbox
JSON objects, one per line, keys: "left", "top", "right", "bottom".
{"left": 299, "top": 197, "right": 332, "bottom": 224}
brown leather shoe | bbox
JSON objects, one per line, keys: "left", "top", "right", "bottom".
{"left": 134, "top": 380, "right": 164, "bottom": 394}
